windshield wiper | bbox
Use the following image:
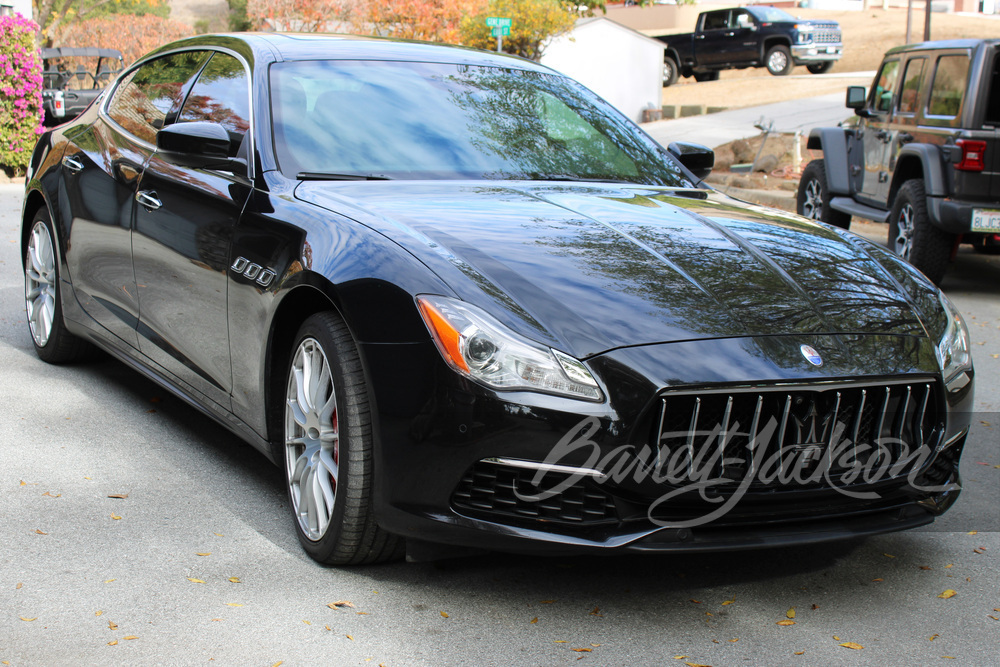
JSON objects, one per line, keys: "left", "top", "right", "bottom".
{"left": 525, "top": 173, "right": 637, "bottom": 184}
{"left": 297, "top": 172, "right": 391, "bottom": 181}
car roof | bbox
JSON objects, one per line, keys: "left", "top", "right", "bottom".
{"left": 885, "top": 38, "right": 1000, "bottom": 57}
{"left": 144, "top": 32, "right": 552, "bottom": 74}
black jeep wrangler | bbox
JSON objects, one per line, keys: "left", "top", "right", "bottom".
{"left": 797, "top": 39, "right": 1000, "bottom": 284}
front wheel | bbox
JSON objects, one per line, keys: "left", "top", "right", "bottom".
{"left": 24, "top": 208, "right": 88, "bottom": 363}
{"left": 282, "top": 312, "right": 403, "bottom": 565}
{"left": 807, "top": 61, "right": 833, "bottom": 74}
{"left": 796, "top": 160, "right": 851, "bottom": 229}
{"left": 765, "top": 45, "right": 793, "bottom": 76}
{"left": 887, "top": 179, "right": 954, "bottom": 285}
{"left": 662, "top": 57, "right": 678, "bottom": 87}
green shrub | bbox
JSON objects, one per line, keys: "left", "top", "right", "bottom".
{"left": 0, "top": 13, "right": 43, "bottom": 176}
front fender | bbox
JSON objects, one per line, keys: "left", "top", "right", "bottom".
{"left": 806, "top": 127, "right": 853, "bottom": 195}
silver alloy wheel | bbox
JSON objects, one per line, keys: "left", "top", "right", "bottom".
{"left": 893, "top": 203, "right": 915, "bottom": 259}
{"left": 801, "top": 178, "right": 823, "bottom": 219}
{"left": 24, "top": 221, "right": 57, "bottom": 348}
{"left": 768, "top": 50, "right": 789, "bottom": 73}
{"left": 285, "top": 337, "right": 339, "bottom": 542}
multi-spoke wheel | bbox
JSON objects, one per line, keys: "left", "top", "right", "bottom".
{"left": 662, "top": 57, "right": 678, "bottom": 87}
{"left": 24, "top": 209, "right": 86, "bottom": 363}
{"left": 766, "top": 45, "right": 792, "bottom": 76}
{"left": 282, "top": 312, "right": 402, "bottom": 565}
{"left": 888, "top": 178, "right": 954, "bottom": 285}
{"left": 796, "top": 160, "right": 851, "bottom": 229}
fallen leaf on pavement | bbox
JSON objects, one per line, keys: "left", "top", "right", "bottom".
{"left": 107, "top": 640, "right": 118, "bottom": 646}
{"left": 302, "top": 620, "right": 311, "bottom": 625}
{"left": 839, "top": 642, "right": 863, "bottom": 650}
{"left": 883, "top": 553, "right": 895, "bottom": 558}
{"left": 721, "top": 598, "right": 735, "bottom": 606}
{"left": 187, "top": 578, "right": 206, "bottom": 584}
{"left": 196, "top": 553, "right": 211, "bottom": 557}
{"left": 104, "top": 579, "right": 115, "bottom": 583}
{"left": 571, "top": 648, "right": 592, "bottom": 653}
{"left": 589, "top": 606, "right": 601, "bottom": 616}
{"left": 225, "top": 603, "right": 243, "bottom": 607}
{"left": 108, "top": 620, "right": 118, "bottom": 630}
{"left": 440, "top": 611, "right": 449, "bottom": 618}
{"left": 776, "top": 620, "right": 796, "bottom": 626}
{"left": 20, "top": 616, "right": 37, "bottom": 622}
{"left": 346, "top": 635, "right": 353, "bottom": 641}
{"left": 229, "top": 577, "right": 241, "bottom": 583}
{"left": 938, "top": 590, "right": 957, "bottom": 599}
{"left": 540, "top": 600, "right": 556, "bottom": 604}
{"left": 786, "top": 608, "right": 795, "bottom": 619}
{"left": 327, "top": 601, "right": 354, "bottom": 609}
{"left": 16, "top": 583, "right": 22, "bottom": 589}
{"left": 530, "top": 617, "right": 538, "bottom": 624}
{"left": 95, "top": 610, "right": 102, "bottom": 616}
{"left": 107, "top": 494, "right": 128, "bottom": 499}
{"left": 34, "top": 529, "right": 47, "bottom": 535}
{"left": 110, "top": 514, "right": 121, "bottom": 520}
{"left": 928, "top": 634, "right": 939, "bottom": 641}
{"left": 123, "top": 636, "right": 138, "bottom": 640}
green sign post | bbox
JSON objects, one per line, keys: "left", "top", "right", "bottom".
{"left": 485, "top": 17, "right": 512, "bottom": 52}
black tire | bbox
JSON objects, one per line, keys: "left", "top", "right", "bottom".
{"left": 23, "top": 208, "right": 89, "bottom": 363}
{"left": 887, "top": 179, "right": 955, "bottom": 285}
{"left": 282, "top": 311, "right": 403, "bottom": 565}
{"left": 693, "top": 71, "right": 720, "bottom": 83}
{"left": 807, "top": 61, "right": 834, "bottom": 75}
{"left": 765, "top": 45, "right": 793, "bottom": 76}
{"left": 662, "top": 57, "right": 678, "bottom": 87}
{"left": 796, "top": 159, "right": 851, "bottom": 229}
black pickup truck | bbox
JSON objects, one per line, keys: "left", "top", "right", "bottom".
{"left": 40, "top": 47, "right": 124, "bottom": 126}
{"left": 658, "top": 6, "right": 842, "bottom": 86}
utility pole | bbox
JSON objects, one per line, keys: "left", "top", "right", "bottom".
{"left": 923, "top": 0, "right": 932, "bottom": 41}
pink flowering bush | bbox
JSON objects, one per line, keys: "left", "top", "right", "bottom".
{"left": 1, "top": 13, "right": 44, "bottom": 175}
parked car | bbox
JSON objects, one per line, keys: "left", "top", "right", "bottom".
{"left": 22, "top": 34, "right": 973, "bottom": 565}
{"left": 797, "top": 38, "right": 1000, "bottom": 284}
{"left": 658, "top": 6, "right": 842, "bottom": 86}
{"left": 40, "top": 47, "right": 124, "bottom": 126}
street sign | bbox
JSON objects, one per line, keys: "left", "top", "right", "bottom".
{"left": 485, "top": 17, "right": 512, "bottom": 28}
{"left": 491, "top": 26, "right": 511, "bottom": 37}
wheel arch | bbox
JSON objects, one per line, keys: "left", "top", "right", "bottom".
{"left": 889, "top": 145, "right": 948, "bottom": 202}
{"left": 761, "top": 36, "right": 792, "bottom": 60}
{"left": 20, "top": 189, "right": 50, "bottom": 262}
{"left": 805, "top": 128, "right": 852, "bottom": 195}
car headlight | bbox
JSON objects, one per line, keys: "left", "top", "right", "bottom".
{"left": 935, "top": 292, "right": 972, "bottom": 387}
{"left": 417, "top": 295, "right": 603, "bottom": 401}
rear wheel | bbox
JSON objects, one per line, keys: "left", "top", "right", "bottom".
{"left": 888, "top": 179, "right": 954, "bottom": 285}
{"left": 282, "top": 312, "right": 403, "bottom": 565}
{"left": 662, "top": 57, "right": 678, "bottom": 87}
{"left": 23, "top": 208, "right": 88, "bottom": 363}
{"left": 807, "top": 62, "right": 834, "bottom": 74}
{"left": 765, "top": 45, "right": 793, "bottom": 76}
{"left": 796, "top": 160, "right": 851, "bottom": 229}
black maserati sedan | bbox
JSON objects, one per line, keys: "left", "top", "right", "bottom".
{"left": 22, "top": 34, "right": 974, "bottom": 565}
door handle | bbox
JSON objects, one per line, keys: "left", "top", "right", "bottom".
{"left": 62, "top": 154, "right": 84, "bottom": 173}
{"left": 695, "top": 34, "right": 705, "bottom": 40}
{"left": 135, "top": 190, "right": 162, "bottom": 210}
{"left": 875, "top": 130, "right": 890, "bottom": 142}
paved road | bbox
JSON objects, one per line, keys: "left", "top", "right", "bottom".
{"left": 645, "top": 91, "right": 859, "bottom": 149}
{"left": 1, "top": 183, "right": 997, "bottom": 665}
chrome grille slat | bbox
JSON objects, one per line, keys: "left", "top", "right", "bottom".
{"left": 652, "top": 379, "right": 943, "bottom": 490}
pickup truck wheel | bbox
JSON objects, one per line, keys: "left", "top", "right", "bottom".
{"left": 807, "top": 62, "right": 833, "bottom": 74}
{"left": 796, "top": 160, "right": 851, "bottom": 229}
{"left": 663, "top": 57, "right": 678, "bottom": 87}
{"left": 765, "top": 45, "right": 792, "bottom": 76}
{"left": 888, "top": 179, "right": 954, "bottom": 285}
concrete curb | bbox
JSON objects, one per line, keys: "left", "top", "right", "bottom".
{"left": 661, "top": 104, "right": 729, "bottom": 119}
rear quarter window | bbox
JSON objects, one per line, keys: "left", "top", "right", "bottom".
{"left": 927, "top": 54, "right": 970, "bottom": 118}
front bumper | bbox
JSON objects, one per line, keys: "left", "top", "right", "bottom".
{"left": 791, "top": 44, "right": 843, "bottom": 63}
{"left": 366, "top": 335, "right": 972, "bottom": 557}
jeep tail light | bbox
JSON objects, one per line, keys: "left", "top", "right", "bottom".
{"left": 955, "top": 139, "right": 986, "bottom": 172}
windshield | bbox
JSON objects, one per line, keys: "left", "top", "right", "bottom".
{"left": 269, "top": 60, "right": 692, "bottom": 186}
{"left": 748, "top": 7, "right": 796, "bottom": 22}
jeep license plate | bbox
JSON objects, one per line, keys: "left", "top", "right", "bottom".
{"left": 972, "top": 209, "right": 1000, "bottom": 233}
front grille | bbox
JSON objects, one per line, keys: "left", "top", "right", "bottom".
{"left": 650, "top": 379, "right": 943, "bottom": 490}
{"left": 452, "top": 461, "right": 618, "bottom": 527}
{"left": 813, "top": 29, "right": 842, "bottom": 45}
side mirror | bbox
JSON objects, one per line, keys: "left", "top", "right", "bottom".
{"left": 846, "top": 85, "right": 867, "bottom": 112}
{"left": 668, "top": 141, "right": 714, "bottom": 181}
{"left": 156, "top": 121, "right": 245, "bottom": 172}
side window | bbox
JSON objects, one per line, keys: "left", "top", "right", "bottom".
{"left": 897, "top": 57, "right": 925, "bottom": 115}
{"left": 870, "top": 59, "right": 899, "bottom": 113}
{"left": 985, "top": 52, "right": 1000, "bottom": 127}
{"left": 927, "top": 54, "right": 970, "bottom": 117}
{"left": 178, "top": 52, "right": 251, "bottom": 154}
{"left": 702, "top": 11, "right": 729, "bottom": 31}
{"left": 733, "top": 11, "right": 753, "bottom": 29}
{"left": 106, "top": 51, "right": 209, "bottom": 143}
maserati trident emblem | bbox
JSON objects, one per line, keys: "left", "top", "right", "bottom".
{"left": 800, "top": 344, "right": 823, "bottom": 366}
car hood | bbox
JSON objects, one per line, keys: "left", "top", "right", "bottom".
{"left": 296, "top": 181, "right": 927, "bottom": 358}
